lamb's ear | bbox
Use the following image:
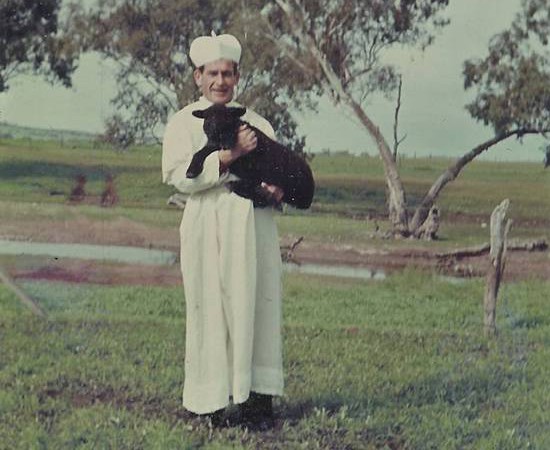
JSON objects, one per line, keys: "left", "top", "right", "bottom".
{"left": 230, "top": 107, "right": 247, "bottom": 117}
{"left": 192, "top": 109, "right": 207, "bottom": 119}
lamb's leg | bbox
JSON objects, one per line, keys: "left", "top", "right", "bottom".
{"left": 186, "top": 146, "right": 217, "bottom": 178}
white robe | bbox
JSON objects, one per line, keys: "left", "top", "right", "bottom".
{"left": 162, "top": 96, "right": 284, "bottom": 414}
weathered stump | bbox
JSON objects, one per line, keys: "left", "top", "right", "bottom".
{"left": 483, "top": 199, "right": 512, "bottom": 337}
{"left": 414, "top": 206, "right": 440, "bottom": 240}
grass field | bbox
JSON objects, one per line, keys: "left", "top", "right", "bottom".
{"left": 1, "top": 137, "right": 548, "bottom": 247}
{"left": 1, "top": 137, "right": 549, "bottom": 448}
{"left": 1, "top": 272, "right": 549, "bottom": 449}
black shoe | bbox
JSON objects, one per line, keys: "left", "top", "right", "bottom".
{"left": 239, "top": 392, "right": 273, "bottom": 427}
{"left": 196, "top": 408, "right": 226, "bottom": 428}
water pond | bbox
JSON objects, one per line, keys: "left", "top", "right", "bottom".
{"left": 0, "top": 240, "right": 386, "bottom": 280}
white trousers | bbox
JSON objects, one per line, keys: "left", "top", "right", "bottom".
{"left": 180, "top": 189, "right": 283, "bottom": 414}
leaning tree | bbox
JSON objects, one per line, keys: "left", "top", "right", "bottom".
{"left": 256, "top": 0, "right": 550, "bottom": 237}
{"left": 415, "top": 0, "right": 550, "bottom": 232}
{"left": 0, "top": 0, "right": 77, "bottom": 92}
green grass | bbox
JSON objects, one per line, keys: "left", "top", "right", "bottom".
{"left": 1, "top": 272, "right": 549, "bottom": 449}
{"left": 310, "top": 154, "right": 550, "bottom": 220}
{"left": 0, "top": 122, "right": 97, "bottom": 142}
{"left": 2, "top": 138, "right": 548, "bottom": 220}
{"left": 1, "top": 132, "right": 548, "bottom": 448}
{"left": 0, "top": 140, "right": 171, "bottom": 208}
{"left": 0, "top": 199, "right": 181, "bottom": 230}
{"left": 1, "top": 137, "right": 548, "bottom": 251}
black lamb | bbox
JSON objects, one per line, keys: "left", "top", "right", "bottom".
{"left": 186, "top": 104, "right": 315, "bottom": 209}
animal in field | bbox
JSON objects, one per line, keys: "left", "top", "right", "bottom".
{"left": 68, "top": 174, "right": 87, "bottom": 202}
{"left": 186, "top": 104, "right": 314, "bottom": 209}
{"left": 100, "top": 174, "right": 118, "bottom": 207}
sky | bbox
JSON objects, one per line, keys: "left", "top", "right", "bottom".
{"left": 0, "top": 0, "right": 546, "bottom": 162}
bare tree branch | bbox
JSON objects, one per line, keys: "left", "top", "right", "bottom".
{"left": 410, "top": 127, "right": 550, "bottom": 230}
{"left": 393, "top": 75, "right": 406, "bottom": 160}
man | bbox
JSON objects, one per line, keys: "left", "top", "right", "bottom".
{"left": 162, "top": 33, "right": 285, "bottom": 425}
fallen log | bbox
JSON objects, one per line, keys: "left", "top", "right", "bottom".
{"left": 436, "top": 238, "right": 547, "bottom": 259}
{"left": 508, "top": 238, "right": 549, "bottom": 251}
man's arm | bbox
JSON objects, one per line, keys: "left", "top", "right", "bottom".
{"left": 162, "top": 112, "right": 232, "bottom": 194}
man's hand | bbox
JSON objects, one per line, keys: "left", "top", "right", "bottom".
{"left": 218, "top": 125, "right": 257, "bottom": 172}
{"left": 260, "top": 182, "right": 284, "bottom": 205}
{"left": 233, "top": 124, "right": 257, "bottom": 155}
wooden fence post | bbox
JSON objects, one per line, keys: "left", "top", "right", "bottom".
{"left": 483, "top": 199, "right": 512, "bottom": 337}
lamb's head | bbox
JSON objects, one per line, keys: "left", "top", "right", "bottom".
{"left": 192, "top": 104, "right": 247, "bottom": 149}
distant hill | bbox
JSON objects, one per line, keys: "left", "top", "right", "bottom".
{"left": 0, "top": 122, "right": 98, "bottom": 142}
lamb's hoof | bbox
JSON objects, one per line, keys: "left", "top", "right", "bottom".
{"left": 186, "top": 170, "right": 198, "bottom": 179}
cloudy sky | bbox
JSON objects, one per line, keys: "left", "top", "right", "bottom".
{"left": 0, "top": 0, "right": 545, "bottom": 161}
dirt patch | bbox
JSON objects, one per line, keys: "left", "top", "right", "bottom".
{"left": 291, "top": 241, "right": 549, "bottom": 282}
{"left": 12, "top": 260, "right": 183, "bottom": 286}
{"left": 2, "top": 215, "right": 548, "bottom": 286}
{"left": 40, "top": 384, "right": 192, "bottom": 423}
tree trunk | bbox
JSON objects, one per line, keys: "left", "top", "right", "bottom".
{"left": 272, "top": 0, "right": 409, "bottom": 235}
{"left": 347, "top": 99, "right": 409, "bottom": 235}
{"left": 483, "top": 199, "right": 511, "bottom": 337}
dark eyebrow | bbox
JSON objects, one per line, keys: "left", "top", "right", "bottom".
{"left": 206, "top": 69, "right": 235, "bottom": 77}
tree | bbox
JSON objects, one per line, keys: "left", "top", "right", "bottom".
{"left": 0, "top": 0, "right": 77, "bottom": 92}
{"left": 65, "top": 0, "right": 313, "bottom": 151}
{"left": 255, "top": 0, "right": 450, "bottom": 235}
{"left": 256, "top": 0, "right": 549, "bottom": 236}
{"left": 411, "top": 0, "right": 550, "bottom": 232}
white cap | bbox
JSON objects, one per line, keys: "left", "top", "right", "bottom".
{"left": 189, "top": 32, "right": 242, "bottom": 67}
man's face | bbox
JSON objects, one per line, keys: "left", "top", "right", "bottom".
{"left": 194, "top": 59, "right": 239, "bottom": 105}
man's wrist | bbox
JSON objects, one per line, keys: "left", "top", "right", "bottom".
{"left": 218, "top": 150, "right": 233, "bottom": 175}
